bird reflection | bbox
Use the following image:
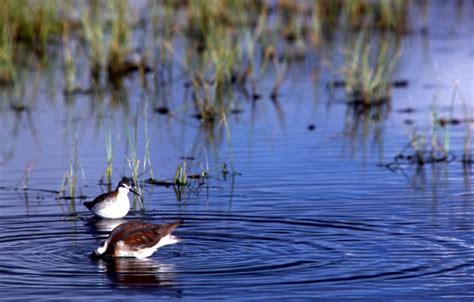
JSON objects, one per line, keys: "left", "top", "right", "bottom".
{"left": 84, "top": 217, "right": 128, "bottom": 234}
{"left": 97, "top": 257, "right": 178, "bottom": 288}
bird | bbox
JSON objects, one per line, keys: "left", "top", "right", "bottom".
{"left": 84, "top": 178, "right": 140, "bottom": 219}
{"left": 92, "top": 220, "right": 182, "bottom": 259}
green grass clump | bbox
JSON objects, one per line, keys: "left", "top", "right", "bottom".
{"left": 0, "top": 0, "right": 61, "bottom": 83}
{"left": 173, "top": 160, "right": 188, "bottom": 186}
{"left": 80, "top": 1, "right": 106, "bottom": 81}
{"left": 106, "top": 0, "right": 132, "bottom": 79}
{"left": 0, "top": 0, "right": 61, "bottom": 54}
{"left": 184, "top": 0, "right": 258, "bottom": 122}
{"left": 343, "top": 33, "right": 400, "bottom": 107}
{"left": 343, "top": 0, "right": 410, "bottom": 34}
{"left": 0, "top": 24, "right": 15, "bottom": 84}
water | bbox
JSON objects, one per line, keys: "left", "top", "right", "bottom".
{"left": 1, "top": 2, "right": 474, "bottom": 301}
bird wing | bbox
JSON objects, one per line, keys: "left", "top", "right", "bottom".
{"left": 108, "top": 221, "right": 182, "bottom": 251}
{"left": 84, "top": 192, "right": 114, "bottom": 209}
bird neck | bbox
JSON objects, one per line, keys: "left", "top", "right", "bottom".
{"left": 117, "top": 186, "right": 130, "bottom": 195}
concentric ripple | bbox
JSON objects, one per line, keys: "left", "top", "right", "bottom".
{"left": 1, "top": 210, "right": 473, "bottom": 299}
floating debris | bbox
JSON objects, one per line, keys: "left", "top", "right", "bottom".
{"left": 155, "top": 106, "right": 170, "bottom": 115}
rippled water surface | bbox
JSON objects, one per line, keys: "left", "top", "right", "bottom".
{"left": 1, "top": 2, "right": 474, "bottom": 301}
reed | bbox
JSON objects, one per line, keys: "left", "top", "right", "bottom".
{"left": 429, "top": 100, "right": 449, "bottom": 160}
{"left": 125, "top": 101, "right": 155, "bottom": 208}
{"left": 107, "top": 0, "right": 132, "bottom": 79}
{"left": 126, "top": 110, "right": 141, "bottom": 203}
{"left": 143, "top": 101, "right": 155, "bottom": 180}
{"left": 0, "top": 24, "right": 15, "bottom": 85}
{"left": 1, "top": 0, "right": 61, "bottom": 55}
{"left": 342, "top": 0, "right": 410, "bottom": 33}
{"left": 60, "top": 133, "right": 80, "bottom": 199}
{"left": 104, "top": 123, "right": 113, "bottom": 186}
{"left": 173, "top": 160, "right": 188, "bottom": 186}
{"left": 80, "top": 0, "right": 106, "bottom": 82}
{"left": 62, "top": 23, "right": 75, "bottom": 94}
{"left": 343, "top": 33, "right": 401, "bottom": 107}
{"left": 184, "top": 0, "right": 254, "bottom": 123}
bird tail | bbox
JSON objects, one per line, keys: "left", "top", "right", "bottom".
{"left": 83, "top": 201, "right": 94, "bottom": 209}
{"left": 158, "top": 220, "right": 183, "bottom": 237}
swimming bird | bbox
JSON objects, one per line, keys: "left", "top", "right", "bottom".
{"left": 92, "top": 220, "right": 182, "bottom": 259}
{"left": 84, "top": 178, "right": 139, "bottom": 219}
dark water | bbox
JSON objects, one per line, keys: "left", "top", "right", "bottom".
{"left": 1, "top": 2, "right": 474, "bottom": 301}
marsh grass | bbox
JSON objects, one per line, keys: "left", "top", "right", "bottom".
{"left": 104, "top": 123, "right": 113, "bottom": 187}
{"left": 126, "top": 108, "right": 142, "bottom": 208}
{"left": 387, "top": 94, "right": 469, "bottom": 170}
{"left": 343, "top": 0, "right": 410, "bottom": 33}
{"left": 143, "top": 101, "right": 154, "bottom": 180}
{"left": 173, "top": 160, "right": 188, "bottom": 186}
{"left": 80, "top": 1, "right": 106, "bottom": 82}
{"left": 1, "top": 0, "right": 61, "bottom": 55}
{"left": 343, "top": 33, "right": 401, "bottom": 107}
{"left": 0, "top": 24, "right": 15, "bottom": 85}
{"left": 59, "top": 133, "right": 86, "bottom": 207}
{"left": 106, "top": 0, "right": 132, "bottom": 79}
{"left": 62, "top": 23, "right": 75, "bottom": 94}
{"left": 124, "top": 101, "right": 155, "bottom": 208}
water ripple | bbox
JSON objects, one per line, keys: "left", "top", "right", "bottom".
{"left": 1, "top": 210, "right": 472, "bottom": 299}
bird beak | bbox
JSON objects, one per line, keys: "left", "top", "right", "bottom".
{"left": 129, "top": 187, "right": 144, "bottom": 202}
{"left": 129, "top": 187, "right": 139, "bottom": 196}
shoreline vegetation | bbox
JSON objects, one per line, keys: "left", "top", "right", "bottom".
{"left": 0, "top": 0, "right": 471, "bottom": 201}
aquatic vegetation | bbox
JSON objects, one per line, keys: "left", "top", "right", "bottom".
{"left": 125, "top": 101, "right": 155, "bottom": 207}
{"left": 62, "top": 23, "right": 75, "bottom": 94}
{"left": 342, "top": 0, "right": 410, "bottom": 33}
{"left": 143, "top": 101, "right": 154, "bottom": 180}
{"left": 0, "top": 24, "right": 15, "bottom": 85}
{"left": 173, "top": 160, "right": 188, "bottom": 187}
{"left": 106, "top": 0, "right": 133, "bottom": 80}
{"left": 59, "top": 133, "right": 84, "bottom": 203}
{"left": 18, "top": 161, "right": 34, "bottom": 190}
{"left": 342, "top": 33, "right": 401, "bottom": 107}
{"left": 386, "top": 91, "right": 473, "bottom": 170}
{"left": 80, "top": 1, "right": 106, "bottom": 82}
{"left": 184, "top": 0, "right": 247, "bottom": 122}
{"left": 104, "top": 124, "right": 113, "bottom": 186}
{"left": 0, "top": 0, "right": 61, "bottom": 55}
{"left": 126, "top": 116, "right": 142, "bottom": 207}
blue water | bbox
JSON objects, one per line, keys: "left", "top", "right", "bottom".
{"left": 0, "top": 2, "right": 473, "bottom": 301}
